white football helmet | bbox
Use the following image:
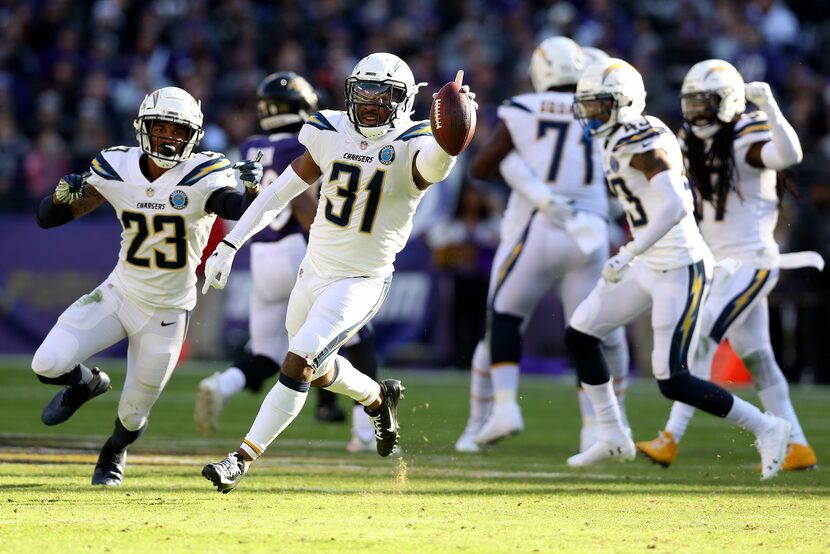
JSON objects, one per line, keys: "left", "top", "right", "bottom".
{"left": 529, "top": 36, "right": 586, "bottom": 91}
{"left": 680, "top": 59, "right": 746, "bottom": 139}
{"left": 345, "top": 53, "right": 426, "bottom": 139}
{"left": 581, "top": 46, "right": 609, "bottom": 66}
{"left": 574, "top": 58, "right": 646, "bottom": 138}
{"left": 133, "top": 87, "right": 204, "bottom": 168}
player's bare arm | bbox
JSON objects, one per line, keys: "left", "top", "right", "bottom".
{"left": 68, "top": 184, "right": 107, "bottom": 218}
{"left": 629, "top": 148, "right": 673, "bottom": 179}
{"left": 469, "top": 121, "right": 514, "bottom": 180}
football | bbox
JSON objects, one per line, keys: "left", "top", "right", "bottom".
{"left": 430, "top": 70, "right": 477, "bottom": 156}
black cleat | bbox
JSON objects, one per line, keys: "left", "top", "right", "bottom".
{"left": 41, "top": 368, "right": 111, "bottom": 426}
{"left": 365, "top": 379, "right": 405, "bottom": 457}
{"left": 202, "top": 452, "right": 247, "bottom": 494}
{"left": 92, "top": 444, "right": 126, "bottom": 486}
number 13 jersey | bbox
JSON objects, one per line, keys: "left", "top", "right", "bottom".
{"left": 85, "top": 146, "right": 238, "bottom": 310}
{"left": 298, "top": 110, "right": 433, "bottom": 278}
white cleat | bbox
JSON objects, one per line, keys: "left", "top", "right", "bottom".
{"left": 579, "top": 422, "right": 600, "bottom": 453}
{"left": 567, "top": 435, "right": 636, "bottom": 467}
{"left": 348, "top": 405, "right": 377, "bottom": 453}
{"left": 195, "top": 372, "right": 225, "bottom": 439}
{"left": 474, "top": 403, "right": 524, "bottom": 446}
{"left": 757, "top": 413, "right": 791, "bottom": 481}
{"left": 455, "top": 419, "right": 484, "bottom": 453}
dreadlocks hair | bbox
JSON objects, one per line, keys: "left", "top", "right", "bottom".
{"left": 682, "top": 120, "right": 739, "bottom": 221}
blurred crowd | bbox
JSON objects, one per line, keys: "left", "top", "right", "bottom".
{"left": 3, "top": 0, "right": 830, "bottom": 380}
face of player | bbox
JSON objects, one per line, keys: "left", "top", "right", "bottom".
{"left": 680, "top": 92, "right": 720, "bottom": 127}
{"left": 149, "top": 120, "right": 190, "bottom": 158}
{"left": 574, "top": 96, "right": 614, "bottom": 125}
{"left": 352, "top": 82, "right": 404, "bottom": 126}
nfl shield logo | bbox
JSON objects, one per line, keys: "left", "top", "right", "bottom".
{"left": 360, "top": 141, "right": 369, "bottom": 151}
{"left": 146, "top": 187, "right": 155, "bottom": 198}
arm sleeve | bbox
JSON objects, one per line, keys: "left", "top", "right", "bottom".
{"left": 223, "top": 164, "right": 311, "bottom": 249}
{"left": 499, "top": 151, "right": 552, "bottom": 208}
{"left": 415, "top": 137, "right": 456, "bottom": 184}
{"left": 205, "top": 188, "right": 258, "bottom": 220}
{"left": 629, "top": 169, "right": 688, "bottom": 255}
{"left": 36, "top": 195, "right": 73, "bottom": 228}
{"left": 759, "top": 103, "right": 803, "bottom": 170}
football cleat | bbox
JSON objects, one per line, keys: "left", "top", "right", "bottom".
{"left": 756, "top": 414, "right": 791, "bottom": 481}
{"left": 782, "top": 443, "right": 817, "bottom": 471}
{"left": 41, "top": 368, "right": 111, "bottom": 426}
{"left": 365, "top": 379, "right": 405, "bottom": 457}
{"left": 455, "top": 418, "right": 484, "bottom": 453}
{"left": 567, "top": 435, "right": 636, "bottom": 467}
{"left": 579, "top": 422, "right": 600, "bottom": 453}
{"left": 195, "top": 372, "right": 224, "bottom": 438}
{"left": 635, "top": 430, "right": 678, "bottom": 467}
{"left": 202, "top": 452, "right": 248, "bottom": 494}
{"left": 92, "top": 444, "right": 126, "bottom": 486}
{"left": 473, "top": 402, "right": 524, "bottom": 446}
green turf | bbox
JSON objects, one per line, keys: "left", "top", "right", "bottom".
{"left": 1, "top": 356, "right": 828, "bottom": 553}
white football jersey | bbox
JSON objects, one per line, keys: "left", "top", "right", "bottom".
{"left": 298, "top": 110, "right": 433, "bottom": 278}
{"left": 498, "top": 91, "right": 607, "bottom": 240}
{"left": 603, "top": 116, "right": 709, "bottom": 271}
{"left": 681, "top": 111, "right": 778, "bottom": 266}
{"left": 86, "top": 147, "right": 236, "bottom": 310}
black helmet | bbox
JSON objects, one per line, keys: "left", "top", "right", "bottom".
{"left": 256, "top": 71, "right": 319, "bottom": 131}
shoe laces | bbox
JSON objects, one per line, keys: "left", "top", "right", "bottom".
{"left": 216, "top": 453, "right": 244, "bottom": 477}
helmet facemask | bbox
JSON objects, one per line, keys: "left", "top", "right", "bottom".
{"left": 574, "top": 93, "right": 619, "bottom": 139}
{"left": 681, "top": 91, "right": 723, "bottom": 140}
{"left": 345, "top": 79, "right": 409, "bottom": 139}
{"left": 137, "top": 116, "right": 201, "bottom": 169}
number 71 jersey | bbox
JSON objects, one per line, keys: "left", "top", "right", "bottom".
{"left": 299, "top": 110, "right": 432, "bottom": 278}
{"left": 86, "top": 146, "right": 237, "bottom": 310}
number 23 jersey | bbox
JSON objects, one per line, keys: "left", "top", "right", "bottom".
{"left": 298, "top": 110, "right": 433, "bottom": 278}
{"left": 85, "top": 146, "right": 237, "bottom": 310}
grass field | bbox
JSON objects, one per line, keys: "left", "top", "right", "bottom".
{"left": 1, "top": 356, "right": 828, "bottom": 553}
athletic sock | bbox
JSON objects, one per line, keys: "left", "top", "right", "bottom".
{"left": 240, "top": 375, "right": 309, "bottom": 460}
{"left": 758, "top": 381, "right": 807, "bottom": 445}
{"left": 491, "top": 363, "right": 519, "bottom": 405}
{"left": 664, "top": 402, "right": 696, "bottom": 443}
{"left": 724, "top": 395, "right": 769, "bottom": 436}
{"left": 217, "top": 367, "right": 246, "bottom": 398}
{"left": 612, "top": 377, "right": 629, "bottom": 430}
{"left": 322, "top": 355, "right": 380, "bottom": 407}
{"left": 582, "top": 380, "right": 627, "bottom": 440}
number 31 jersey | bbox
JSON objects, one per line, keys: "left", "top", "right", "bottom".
{"left": 85, "top": 146, "right": 237, "bottom": 310}
{"left": 298, "top": 110, "right": 433, "bottom": 278}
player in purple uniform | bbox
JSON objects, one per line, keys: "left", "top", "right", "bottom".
{"left": 194, "top": 72, "right": 379, "bottom": 452}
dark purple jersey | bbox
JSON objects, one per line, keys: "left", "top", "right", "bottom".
{"left": 241, "top": 133, "right": 308, "bottom": 242}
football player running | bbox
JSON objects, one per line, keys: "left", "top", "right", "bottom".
{"left": 564, "top": 58, "right": 791, "bottom": 480}
{"left": 636, "top": 60, "right": 818, "bottom": 471}
{"left": 455, "top": 38, "right": 629, "bottom": 453}
{"left": 200, "top": 53, "right": 476, "bottom": 493}
{"left": 194, "top": 71, "right": 380, "bottom": 452}
{"left": 32, "top": 87, "right": 263, "bottom": 486}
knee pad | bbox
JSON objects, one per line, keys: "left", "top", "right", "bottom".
{"left": 564, "top": 326, "right": 609, "bottom": 386}
{"left": 490, "top": 311, "right": 522, "bottom": 365}
{"left": 244, "top": 354, "right": 282, "bottom": 393}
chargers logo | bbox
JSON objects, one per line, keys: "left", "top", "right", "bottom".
{"left": 379, "top": 145, "right": 396, "bottom": 165}
{"left": 169, "top": 189, "right": 189, "bottom": 210}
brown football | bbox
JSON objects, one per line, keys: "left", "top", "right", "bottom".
{"left": 430, "top": 71, "right": 477, "bottom": 156}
